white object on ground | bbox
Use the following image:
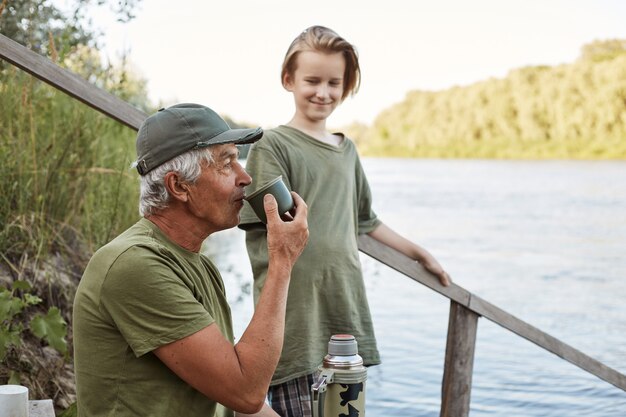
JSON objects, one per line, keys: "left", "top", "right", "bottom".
{"left": 0, "top": 384, "right": 29, "bottom": 417}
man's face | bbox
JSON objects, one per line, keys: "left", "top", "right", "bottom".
{"left": 185, "top": 144, "right": 252, "bottom": 233}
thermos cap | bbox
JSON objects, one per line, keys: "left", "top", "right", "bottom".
{"left": 328, "top": 334, "right": 358, "bottom": 356}
{"left": 322, "top": 334, "right": 365, "bottom": 372}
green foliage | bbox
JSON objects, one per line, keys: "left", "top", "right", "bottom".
{"left": 0, "top": 38, "right": 146, "bottom": 415}
{"left": 62, "top": 45, "right": 152, "bottom": 113}
{"left": 58, "top": 401, "right": 77, "bottom": 417}
{"left": 359, "top": 39, "right": 626, "bottom": 159}
{"left": 0, "top": 67, "right": 141, "bottom": 264}
{"left": 30, "top": 307, "right": 67, "bottom": 354}
{"left": 0, "top": 290, "right": 25, "bottom": 359}
{"left": 1, "top": 0, "right": 147, "bottom": 410}
{"left": 580, "top": 38, "right": 626, "bottom": 62}
{"left": 0, "top": 0, "right": 92, "bottom": 59}
{"left": 0, "top": 0, "right": 143, "bottom": 59}
{"left": 82, "top": 0, "right": 143, "bottom": 23}
{"left": 0, "top": 281, "right": 66, "bottom": 361}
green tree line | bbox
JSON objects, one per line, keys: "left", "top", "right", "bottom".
{"left": 355, "top": 39, "right": 626, "bottom": 159}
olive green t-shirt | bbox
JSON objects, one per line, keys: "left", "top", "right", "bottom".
{"left": 239, "top": 125, "right": 382, "bottom": 385}
{"left": 73, "top": 218, "right": 234, "bottom": 417}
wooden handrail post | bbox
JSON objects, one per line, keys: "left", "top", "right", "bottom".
{"left": 440, "top": 300, "right": 480, "bottom": 417}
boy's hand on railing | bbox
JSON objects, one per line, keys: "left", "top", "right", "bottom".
{"left": 367, "top": 222, "right": 452, "bottom": 287}
{"left": 419, "top": 255, "right": 452, "bottom": 287}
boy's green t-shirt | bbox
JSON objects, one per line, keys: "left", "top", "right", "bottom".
{"left": 73, "top": 218, "right": 234, "bottom": 417}
{"left": 240, "top": 125, "right": 382, "bottom": 384}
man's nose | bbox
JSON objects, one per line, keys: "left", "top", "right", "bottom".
{"left": 236, "top": 162, "right": 252, "bottom": 186}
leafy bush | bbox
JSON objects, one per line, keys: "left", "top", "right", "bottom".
{"left": 0, "top": 280, "right": 67, "bottom": 366}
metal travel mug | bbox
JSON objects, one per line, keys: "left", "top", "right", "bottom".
{"left": 311, "top": 334, "right": 368, "bottom": 417}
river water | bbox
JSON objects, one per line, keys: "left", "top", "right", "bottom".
{"left": 204, "top": 158, "right": 626, "bottom": 416}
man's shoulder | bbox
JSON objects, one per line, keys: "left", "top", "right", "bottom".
{"left": 89, "top": 220, "right": 164, "bottom": 266}
{"left": 97, "top": 219, "right": 149, "bottom": 249}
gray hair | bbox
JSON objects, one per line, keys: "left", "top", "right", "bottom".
{"left": 138, "top": 147, "right": 215, "bottom": 217}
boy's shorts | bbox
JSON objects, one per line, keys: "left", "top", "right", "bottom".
{"left": 267, "top": 373, "right": 316, "bottom": 417}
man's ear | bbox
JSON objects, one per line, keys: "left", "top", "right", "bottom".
{"left": 164, "top": 171, "right": 190, "bottom": 203}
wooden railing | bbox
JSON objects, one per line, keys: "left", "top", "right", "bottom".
{"left": 0, "top": 34, "right": 146, "bottom": 129}
{"left": 357, "top": 235, "right": 626, "bottom": 415}
{"left": 2, "top": 33, "right": 625, "bottom": 417}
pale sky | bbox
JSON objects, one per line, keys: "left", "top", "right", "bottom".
{"left": 79, "top": 0, "right": 626, "bottom": 128}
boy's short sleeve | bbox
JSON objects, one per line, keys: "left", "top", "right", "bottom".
{"left": 355, "top": 156, "right": 381, "bottom": 234}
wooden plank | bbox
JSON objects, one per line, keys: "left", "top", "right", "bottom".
{"left": 0, "top": 34, "right": 147, "bottom": 131}
{"left": 357, "top": 234, "right": 626, "bottom": 392}
{"left": 440, "top": 301, "right": 479, "bottom": 417}
{"left": 469, "top": 294, "right": 626, "bottom": 391}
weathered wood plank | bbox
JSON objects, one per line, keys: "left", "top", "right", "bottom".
{"left": 440, "top": 301, "right": 479, "bottom": 417}
{"left": 357, "top": 234, "right": 626, "bottom": 392}
{"left": 0, "top": 34, "right": 147, "bottom": 130}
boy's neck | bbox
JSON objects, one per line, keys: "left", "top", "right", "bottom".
{"left": 286, "top": 118, "right": 343, "bottom": 146}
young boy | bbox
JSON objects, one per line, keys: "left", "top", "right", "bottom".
{"left": 239, "top": 26, "right": 450, "bottom": 417}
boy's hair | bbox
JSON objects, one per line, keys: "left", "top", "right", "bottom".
{"left": 281, "top": 26, "right": 360, "bottom": 101}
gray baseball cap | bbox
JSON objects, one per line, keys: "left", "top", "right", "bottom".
{"left": 134, "top": 103, "right": 263, "bottom": 175}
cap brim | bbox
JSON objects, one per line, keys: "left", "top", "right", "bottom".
{"left": 197, "top": 127, "right": 263, "bottom": 147}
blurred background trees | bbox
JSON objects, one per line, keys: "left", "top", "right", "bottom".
{"left": 356, "top": 39, "right": 626, "bottom": 159}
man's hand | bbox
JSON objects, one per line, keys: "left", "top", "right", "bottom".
{"left": 235, "top": 403, "right": 280, "bottom": 417}
{"left": 264, "top": 192, "right": 309, "bottom": 272}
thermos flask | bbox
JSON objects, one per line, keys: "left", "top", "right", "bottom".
{"left": 311, "top": 334, "right": 368, "bottom": 417}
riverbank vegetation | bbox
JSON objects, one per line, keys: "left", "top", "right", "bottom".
{"left": 0, "top": 62, "right": 143, "bottom": 414}
{"left": 353, "top": 39, "right": 626, "bottom": 159}
{"left": 1, "top": 1, "right": 145, "bottom": 413}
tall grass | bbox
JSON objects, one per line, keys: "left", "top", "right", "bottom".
{"left": 0, "top": 66, "right": 139, "bottom": 271}
{"left": 0, "top": 54, "right": 146, "bottom": 412}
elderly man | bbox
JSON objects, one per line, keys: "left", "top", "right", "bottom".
{"left": 73, "top": 103, "right": 309, "bottom": 417}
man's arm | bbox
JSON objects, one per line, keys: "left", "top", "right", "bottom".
{"left": 368, "top": 222, "right": 451, "bottom": 286}
{"left": 154, "top": 193, "right": 308, "bottom": 414}
{"left": 235, "top": 403, "right": 280, "bottom": 417}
